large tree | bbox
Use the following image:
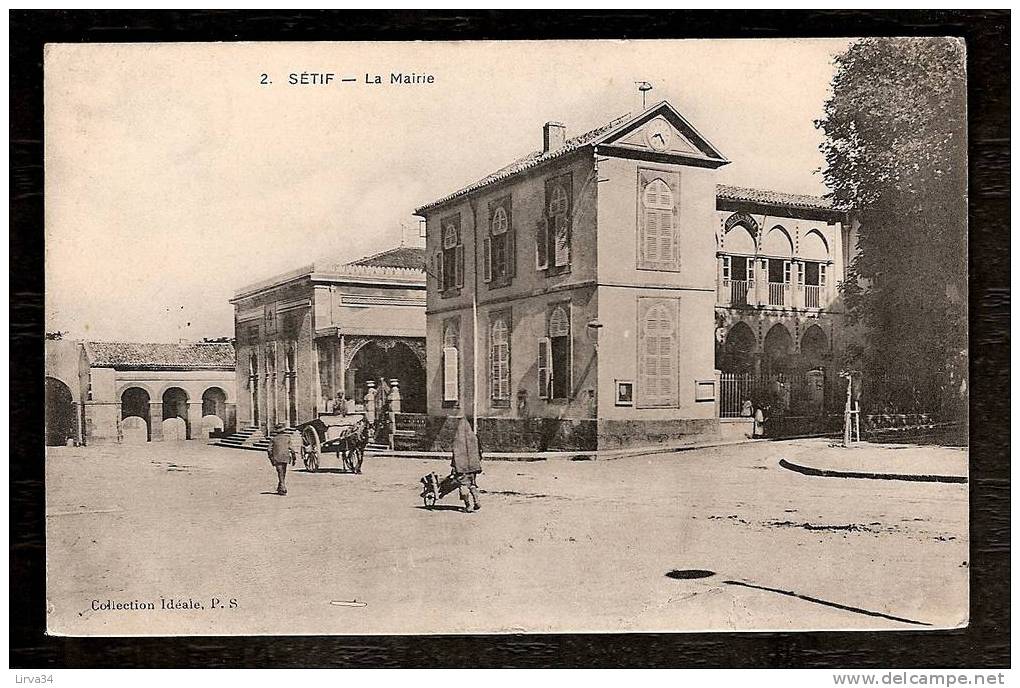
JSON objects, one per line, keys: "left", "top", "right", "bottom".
{"left": 817, "top": 38, "right": 968, "bottom": 415}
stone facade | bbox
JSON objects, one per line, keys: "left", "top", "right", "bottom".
{"left": 45, "top": 339, "right": 237, "bottom": 446}
{"left": 416, "top": 101, "right": 732, "bottom": 450}
{"left": 230, "top": 246, "right": 427, "bottom": 435}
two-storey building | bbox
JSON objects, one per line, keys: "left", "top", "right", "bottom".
{"left": 714, "top": 186, "right": 849, "bottom": 377}
{"left": 415, "top": 101, "right": 731, "bottom": 450}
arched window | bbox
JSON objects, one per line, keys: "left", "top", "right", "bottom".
{"left": 549, "top": 185, "right": 568, "bottom": 216}
{"left": 484, "top": 199, "right": 514, "bottom": 284}
{"left": 491, "top": 207, "right": 508, "bottom": 235}
{"left": 539, "top": 305, "right": 571, "bottom": 400}
{"left": 638, "top": 299, "right": 679, "bottom": 407}
{"left": 540, "top": 176, "right": 572, "bottom": 270}
{"left": 489, "top": 315, "right": 511, "bottom": 404}
{"left": 437, "top": 217, "right": 463, "bottom": 293}
{"left": 639, "top": 172, "right": 679, "bottom": 270}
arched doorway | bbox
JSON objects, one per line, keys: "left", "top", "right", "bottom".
{"left": 121, "top": 386, "right": 151, "bottom": 442}
{"left": 763, "top": 324, "right": 793, "bottom": 375}
{"left": 202, "top": 387, "right": 227, "bottom": 420}
{"left": 800, "top": 325, "right": 829, "bottom": 369}
{"left": 720, "top": 322, "right": 757, "bottom": 374}
{"left": 45, "top": 377, "right": 77, "bottom": 446}
{"left": 162, "top": 387, "right": 190, "bottom": 439}
{"left": 348, "top": 340, "right": 426, "bottom": 414}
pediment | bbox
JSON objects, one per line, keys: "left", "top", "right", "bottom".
{"left": 596, "top": 101, "right": 728, "bottom": 165}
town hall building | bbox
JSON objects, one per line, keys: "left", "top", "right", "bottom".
{"left": 415, "top": 100, "right": 849, "bottom": 451}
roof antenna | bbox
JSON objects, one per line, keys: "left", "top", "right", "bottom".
{"left": 636, "top": 81, "right": 653, "bottom": 109}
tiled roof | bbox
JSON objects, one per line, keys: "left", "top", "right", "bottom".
{"left": 716, "top": 184, "right": 839, "bottom": 212}
{"left": 350, "top": 246, "right": 426, "bottom": 270}
{"left": 415, "top": 115, "right": 629, "bottom": 213}
{"left": 86, "top": 341, "right": 235, "bottom": 369}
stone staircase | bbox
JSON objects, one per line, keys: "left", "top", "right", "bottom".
{"left": 215, "top": 425, "right": 272, "bottom": 452}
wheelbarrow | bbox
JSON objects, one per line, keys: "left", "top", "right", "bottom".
{"left": 419, "top": 471, "right": 460, "bottom": 509}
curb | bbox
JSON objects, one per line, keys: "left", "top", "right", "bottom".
{"left": 778, "top": 458, "right": 968, "bottom": 484}
{"left": 364, "top": 437, "right": 764, "bottom": 462}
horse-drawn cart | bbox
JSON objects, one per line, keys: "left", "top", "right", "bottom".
{"left": 295, "top": 414, "right": 370, "bottom": 473}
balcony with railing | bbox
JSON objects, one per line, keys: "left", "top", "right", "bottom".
{"left": 768, "top": 281, "right": 789, "bottom": 307}
{"left": 804, "top": 284, "right": 822, "bottom": 309}
{"left": 728, "top": 279, "right": 752, "bottom": 306}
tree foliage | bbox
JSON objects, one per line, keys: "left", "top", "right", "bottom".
{"left": 817, "top": 38, "right": 968, "bottom": 415}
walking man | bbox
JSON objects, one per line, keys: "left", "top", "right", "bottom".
{"left": 451, "top": 417, "right": 483, "bottom": 513}
{"left": 268, "top": 425, "right": 294, "bottom": 496}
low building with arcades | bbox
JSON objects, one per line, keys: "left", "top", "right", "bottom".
{"left": 44, "top": 339, "right": 237, "bottom": 446}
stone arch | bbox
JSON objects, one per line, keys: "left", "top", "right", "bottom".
{"left": 724, "top": 212, "right": 759, "bottom": 236}
{"left": 161, "top": 387, "right": 190, "bottom": 438}
{"left": 723, "top": 223, "right": 757, "bottom": 255}
{"left": 762, "top": 225, "right": 794, "bottom": 257}
{"left": 202, "top": 386, "right": 228, "bottom": 420}
{"left": 763, "top": 323, "right": 794, "bottom": 374}
{"left": 45, "top": 377, "right": 77, "bottom": 446}
{"left": 348, "top": 339, "right": 426, "bottom": 414}
{"left": 801, "top": 229, "right": 830, "bottom": 261}
{"left": 120, "top": 386, "right": 151, "bottom": 442}
{"left": 801, "top": 324, "right": 829, "bottom": 362}
{"left": 720, "top": 321, "right": 757, "bottom": 374}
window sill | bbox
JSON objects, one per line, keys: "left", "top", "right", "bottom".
{"left": 490, "top": 399, "right": 511, "bottom": 409}
{"left": 440, "top": 288, "right": 462, "bottom": 299}
{"left": 441, "top": 400, "right": 459, "bottom": 409}
{"left": 637, "top": 264, "right": 682, "bottom": 273}
{"left": 543, "top": 264, "right": 571, "bottom": 278}
{"left": 485, "top": 276, "right": 513, "bottom": 290}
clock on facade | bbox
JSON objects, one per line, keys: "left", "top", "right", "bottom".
{"left": 645, "top": 119, "right": 673, "bottom": 151}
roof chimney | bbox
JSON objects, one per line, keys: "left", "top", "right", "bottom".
{"left": 543, "top": 121, "right": 566, "bottom": 153}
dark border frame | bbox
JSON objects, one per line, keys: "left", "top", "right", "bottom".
{"left": 11, "top": 10, "right": 1009, "bottom": 668}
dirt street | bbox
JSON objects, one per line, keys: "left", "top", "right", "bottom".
{"left": 45, "top": 438, "right": 968, "bottom": 635}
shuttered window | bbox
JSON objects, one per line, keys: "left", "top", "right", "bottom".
{"left": 548, "top": 304, "right": 571, "bottom": 399}
{"left": 541, "top": 175, "right": 571, "bottom": 272}
{"left": 637, "top": 169, "right": 680, "bottom": 271}
{"left": 637, "top": 298, "right": 679, "bottom": 407}
{"left": 442, "top": 322, "right": 459, "bottom": 403}
{"left": 537, "top": 338, "right": 552, "bottom": 399}
{"left": 489, "top": 313, "right": 511, "bottom": 404}
{"left": 486, "top": 198, "right": 514, "bottom": 285}
{"left": 441, "top": 217, "right": 463, "bottom": 292}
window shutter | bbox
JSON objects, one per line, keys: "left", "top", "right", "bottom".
{"left": 554, "top": 214, "right": 570, "bottom": 267}
{"left": 434, "top": 250, "right": 444, "bottom": 289}
{"left": 783, "top": 260, "right": 792, "bottom": 284}
{"left": 455, "top": 244, "right": 465, "bottom": 288}
{"left": 536, "top": 218, "right": 549, "bottom": 270}
{"left": 537, "top": 337, "right": 551, "bottom": 399}
{"left": 483, "top": 236, "right": 492, "bottom": 283}
{"left": 819, "top": 264, "right": 827, "bottom": 286}
{"left": 443, "top": 346, "right": 459, "bottom": 402}
{"left": 507, "top": 223, "right": 516, "bottom": 277}
{"left": 722, "top": 255, "right": 731, "bottom": 280}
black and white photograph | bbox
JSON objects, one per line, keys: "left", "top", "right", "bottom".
{"left": 11, "top": 11, "right": 1009, "bottom": 672}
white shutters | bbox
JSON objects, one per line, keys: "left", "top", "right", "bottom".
{"left": 553, "top": 215, "right": 570, "bottom": 267}
{"left": 443, "top": 347, "right": 459, "bottom": 402}
{"left": 819, "top": 263, "right": 827, "bottom": 286}
{"left": 537, "top": 337, "right": 552, "bottom": 399}
{"left": 542, "top": 176, "right": 571, "bottom": 271}
{"left": 637, "top": 298, "right": 679, "bottom": 407}
{"left": 489, "top": 315, "right": 510, "bottom": 402}
{"left": 783, "top": 260, "right": 792, "bottom": 284}
{"left": 638, "top": 169, "right": 680, "bottom": 271}
{"left": 722, "top": 255, "right": 731, "bottom": 280}
{"left": 442, "top": 321, "right": 459, "bottom": 403}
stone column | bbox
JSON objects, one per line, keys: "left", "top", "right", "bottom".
{"left": 388, "top": 379, "right": 402, "bottom": 413}
{"left": 187, "top": 401, "right": 203, "bottom": 440}
{"left": 364, "top": 380, "right": 377, "bottom": 426}
{"left": 149, "top": 402, "right": 163, "bottom": 442}
{"left": 717, "top": 255, "right": 727, "bottom": 305}
{"left": 792, "top": 259, "right": 804, "bottom": 309}
{"left": 755, "top": 258, "right": 768, "bottom": 306}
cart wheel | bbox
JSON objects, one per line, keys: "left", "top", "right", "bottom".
{"left": 423, "top": 493, "right": 436, "bottom": 509}
{"left": 302, "top": 426, "right": 321, "bottom": 472}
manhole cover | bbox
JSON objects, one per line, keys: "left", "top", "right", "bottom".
{"left": 665, "top": 569, "right": 715, "bottom": 580}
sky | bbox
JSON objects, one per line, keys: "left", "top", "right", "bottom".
{"left": 44, "top": 39, "right": 851, "bottom": 342}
